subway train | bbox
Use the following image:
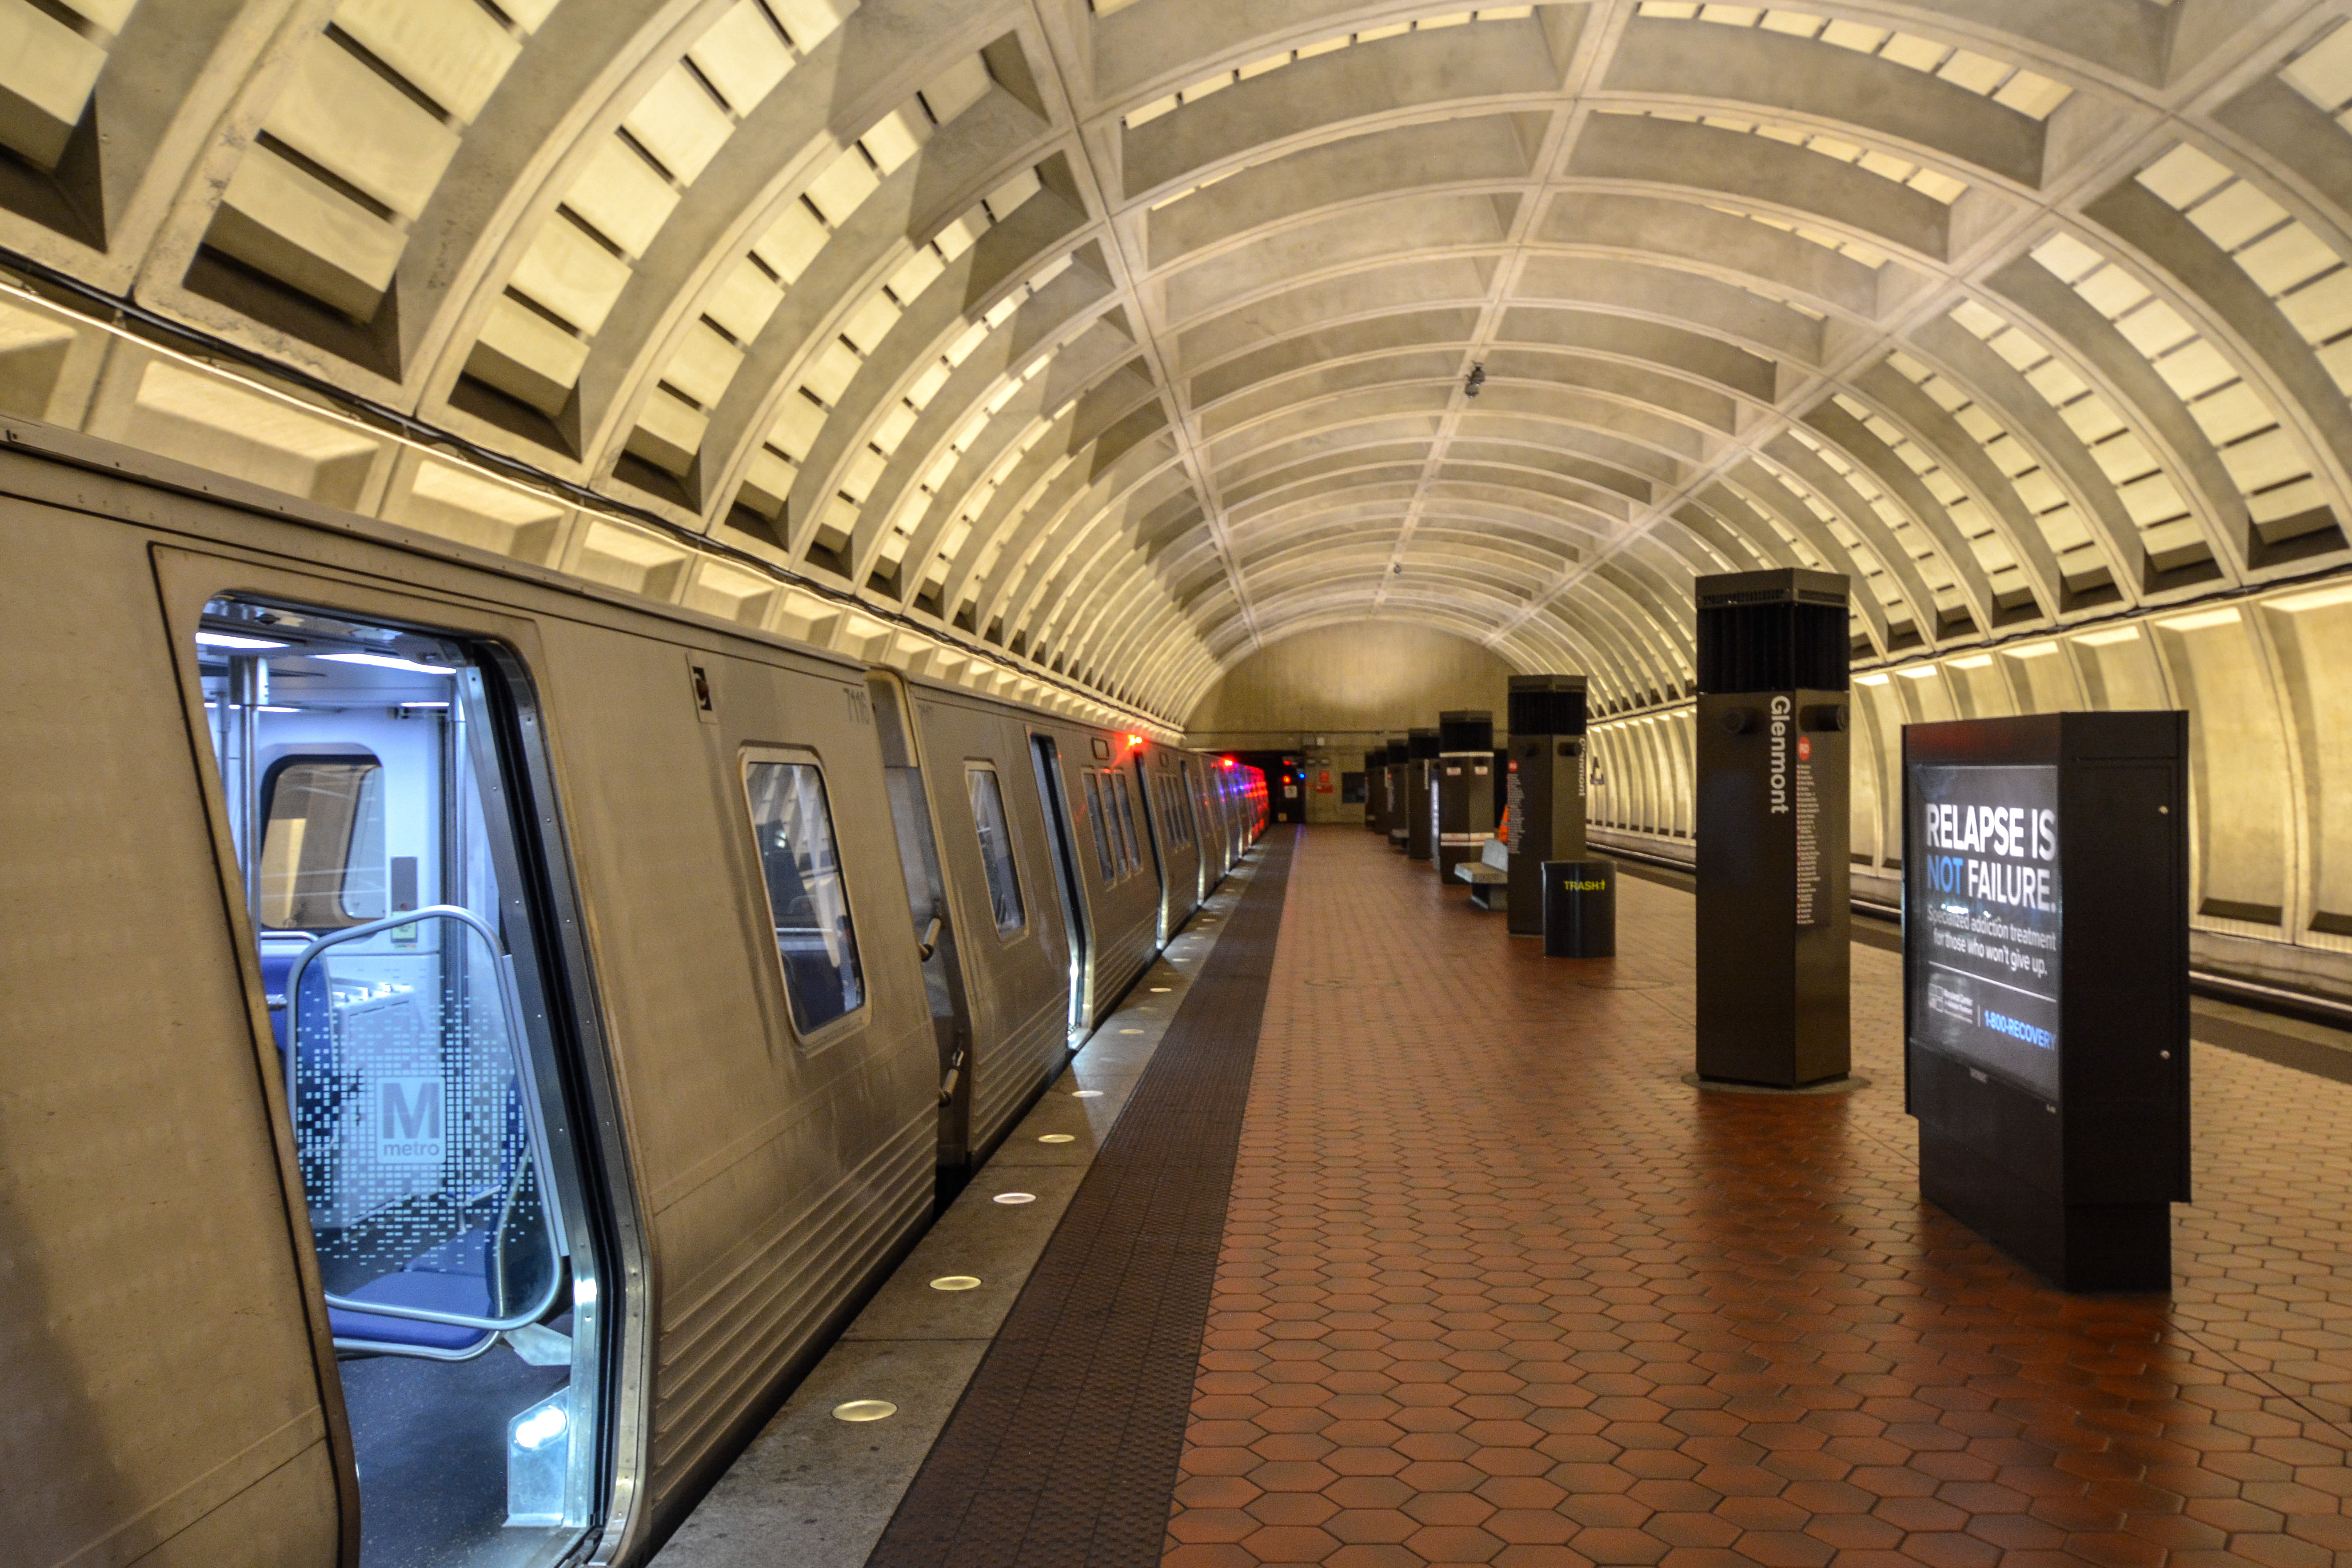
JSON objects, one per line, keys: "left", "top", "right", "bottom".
{"left": 1, "top": 419, "right": 1266, "bottom": 1568}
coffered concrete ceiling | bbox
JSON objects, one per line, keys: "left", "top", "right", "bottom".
{"left": 7, "top": 0, "right": 2352, "bottom": 723}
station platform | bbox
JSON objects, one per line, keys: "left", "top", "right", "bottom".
{"left": 666, "top": 826, "right": 2352, "bottom": 1568}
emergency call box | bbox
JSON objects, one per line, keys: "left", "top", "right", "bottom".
{"left": 1902, "top": 712, "right": 2189, "bottom": 1293}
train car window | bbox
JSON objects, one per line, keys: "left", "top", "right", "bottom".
{"left": 743, "top": 761, "right": 866, "bottom": 1033}
{"left": 1114, "top": 772, "right": 1145, "bottom": 874}
{"left": 1107, "top": 770, "right": 1136, "bottom": 873}
{"left": 256, "top": 756, "right": 386, "bottom": 929}
{"left": 966, "top": 764, "right": 1027, "bottom": 934}
{"left": 1164, "top": 774, "right": 1193, "bottom": 847}
{"left": 1082, "top": 770, "right": 1117, "bottom": 882}
{"left": 192, "top": 596, "right": 608, "bottom": 1568}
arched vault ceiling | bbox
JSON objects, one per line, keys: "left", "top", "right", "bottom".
{"left": 15, "top": 0, "right": 2352, "bottom": 717}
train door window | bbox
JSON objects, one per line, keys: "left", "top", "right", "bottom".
{"left": 1105, "top": 775, "right": 1134, "bottom": 879}
{"left": 966, "top": 764, "right": 1026, "bottom": 934}
{"left": 1081, "top": 770, "right": 1116, "bottom": 883}
{"left": 1119, "top": 771, "right": 1157, "bottom": 884}
{"left": 1098, "top": 771, "right": 1125, "bottom": 874}
{"left": 743, "top": 760, "right": 866, "bottom": 1034}
{"left": 193, "top": 596, "right": 607, "bottom": 1568}
{"left": 258, "top": 756, "right": 387, "bottom": 928}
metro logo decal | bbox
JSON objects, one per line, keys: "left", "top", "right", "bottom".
{"left": 377, "top": 1077, "right": 445, "bottom": 1165}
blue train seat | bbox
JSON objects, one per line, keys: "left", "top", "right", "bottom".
{"left": 259, "top": 949, "right": 329, "bottom": 1053}
{"left": 331, "top": 1266, "right": 495, "bottom": 1355}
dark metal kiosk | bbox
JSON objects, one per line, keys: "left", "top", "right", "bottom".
{"left": 1434, "top": 710, "right": 1496, "bottom": 882}
{"left": 1694, "top": 569, "right": 1852, "bottom": 1087}
{"left": 1504, "top": 675, "right": 1589, "bottom": 938}
{"left": 1363, "top": 742, "right": 1391, "bottom": 833}
{"left": 1904, "top": 713, "right": 2189, "bottom": 1292}
{"left": 1405, "top": 728, "right": 1438, "bottom": 862}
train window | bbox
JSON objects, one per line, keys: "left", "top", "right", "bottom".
{"left": 966, "top": 764, "right": 1027, "bottom": 934}
{"left": 1082, "top": 770, "right": 1117, "bottom": 882}
{"left": 1106, "top": 769, "right": 1134, "bottom": 874}
{"left": 1101, "top": 771, "right": 1129, "bottom": 879}
{"left": 1162, "top": 774, "right": 1192, "bottom": 847}
{"left": 192, "top": 596, "right": 607, "bottom": 1568}
{"left": 1114, "top": 771, "right": 1145, "bottom": 874}
{"left": 257, "top": 756, "right": 387, "bottom": 929}
{"left": 743, "top": 761, "right": 866, "bottom": 1033}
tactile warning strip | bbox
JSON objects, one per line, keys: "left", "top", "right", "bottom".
{"left": 866, "top": 828, "right": 1299, "bottom": 1568}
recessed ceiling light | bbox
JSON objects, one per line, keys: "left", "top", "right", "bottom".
{"left": 930, "top": 1276, "right": 981, "bottom": 1291}
{"left": 196, "top": 630, "right": 288, "bottom": 650}
{"left": 1071, "top": 1089, "right": 1103, "bottom": 1097}
{"left": 319, "top": 651, "right": 456, "bottom": 676}
{"left": 992, "top": 1192, "right": 1036, "bottom": 1205}
{"left": 1039, "top": 1133, "right": 1074, "bottom": 1144}
{"left": 832, "top": 1400, "right": 897, "bottom": 1422}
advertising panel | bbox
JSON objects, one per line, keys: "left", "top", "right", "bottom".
{"left": 1906, "top": 762, "right": 2062, "bottom": 1100}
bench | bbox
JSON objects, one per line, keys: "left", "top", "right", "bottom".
{"left": 1454, "top": 839, "right": 1510, "bottom": 910}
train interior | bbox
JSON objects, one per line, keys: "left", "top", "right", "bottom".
{"left": 1027, "top": 735, "right": 1091, "bottom": 1041}
{"left": 193, "top": 596, "right": 605, "bottom": 1568}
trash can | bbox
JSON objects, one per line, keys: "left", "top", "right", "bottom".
{"left": 1541, "top": 859, "right": 1616, "bottom": 957}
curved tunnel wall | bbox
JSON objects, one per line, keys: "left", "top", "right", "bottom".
{"left": 1588, "top": 572, "right": 2352, "bottom": 996}
{"left": 4, "top": 0, "right": 2352, "bottom": 980}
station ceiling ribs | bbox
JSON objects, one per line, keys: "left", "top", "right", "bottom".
{"left": 10, "top": 0, "right": 2352, "bottom": 715}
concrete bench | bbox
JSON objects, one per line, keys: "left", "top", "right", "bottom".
{"left": 1453, "top": 839, "right": 1510, "bottom": 910}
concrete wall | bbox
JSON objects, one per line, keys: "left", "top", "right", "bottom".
{"left": 1184, "top": 622, "right": 1518, "bottom": 825}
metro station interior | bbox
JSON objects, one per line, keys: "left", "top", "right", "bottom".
{"left": 16, "top": 2, "right": 2352, "bottom": 1566}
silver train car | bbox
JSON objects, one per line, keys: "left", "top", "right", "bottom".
{"left": 0, "top": 418, "right": 1262, "bottom": 1568}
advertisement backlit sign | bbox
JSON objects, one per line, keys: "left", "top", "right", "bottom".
{"left": 1905, "top": 762, "right": 2063, "bottom": 1101}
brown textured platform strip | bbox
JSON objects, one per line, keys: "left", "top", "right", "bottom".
{"left": 865, "top": 827, "right": 1298, "bottom": 1568}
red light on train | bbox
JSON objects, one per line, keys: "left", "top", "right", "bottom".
{"left": 1125, "top": 733, "right": 1145, "bottom": 749}
{"left": 1219, "top": 756, "right": 1236, "bottom": 768}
